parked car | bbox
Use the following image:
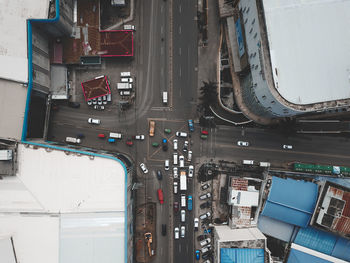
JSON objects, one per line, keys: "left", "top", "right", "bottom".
{"left": 188, "top": 165, "right": 194, "bottom": 177}
{"left": 94, "top": 105, "right": 105, "bottom": 110}
{"left": 68, "top": 101, "right": 80, "bottom": 108}
{"left": 174, "top": 201, "right": 179, "bottom": 213}
{"left": 98, "top": 133, "right": 106, "bottom": 138}
{"left": 162, "top": 138, "right": 168, "bottom": 151}
{"left": 173, "top": 167, "right": 178, "bottom": 178}
{"left": 173, "top": 152, "right": 178, "bottom": 165}
{"left": 152, "top": 142, "right": 159, "bottom": 147}
{"left": 176, "top": 131, "right": 188, "bottom": 138}
{"left": 180, "top": 226, "right": 185, "bottom": 238}
{"left": 201, "top": 183, "right": 210, "bottom": 190}
{"left": 237, "top": 141, "right": 249, "bottom": 147}
{"left": 200, "top": 135, "right": 208, "bottom": 140}
{"left": 201, "top": 130, "right": 209, "bottom": 135}
{"left": 187, "top": 195, "right": 193, "bottom": 211}
{"left": 165, "top": 159, "right": 170, "bottom": 170}
{"left": 202, "top": 251, "right": 212, "bottom": 260}
{"left": 204, "top": 227, "right": 213, "bottom": 234}
{"left": 134, "top": 135, "right": 145, "bottom": 140}
{"left": 161, "top": 224, "right": 167, "bottom": 236}
{"left": 140, "top": 163, "right": 148, "bottom": 174}
{"left": 183, "top": 141, "right": 189, "bottom": 152}
{"left": 173, "top": 139, "right": 178, "bottom": 150}
{"left": 92, "top": 98, "right": 97, "bottom": 105}
{"left": 88, "top": 118, "right": 100, "bottom": 125}
{"left": 203, "top": 260, "right": 211, "bottom": 263}
{"left": 199, "top": 193, "right": 211, "bottom": 200}
{"left": 188, "top": 150, "right": 192, "bottom": 162}
{"left": 194, "top": 218, "right": 199, "bottom": 231}
{"left": 181, "top": 210, "right": 186, "bottom": 222}
{"left": 157, "top": 170, "right": 163, "bottom": 180}
{"left": 201, "top": 244, "right": 212, "bottom": 254}
{"left": 199, "top": 212, "right": 211, "bottom": 220}
{"left": 157, "top": 189, "right": 164, "bottom": 204}
{"left": 200, "top": 201, "right": 211, "bottom": 209}
{"left": 283, "top": 144, "right": 293, "bottom": 150}
{"left": 195, "top": 250, "right": 200, "bottom": 260}
{"left": 174, "top": 227, "right": 179, "bottom": 239}
{"left": 173, "top": 181, "right": 178, "bottom": 194}
{"left": 188, "top": 119, "right": 194, "bottom": 132}
{"left": 87, "top": 100, "right": 92, "bottom": 106}
{"left": 108, "top": 138, "right": 115, "bottom": 143}
{"left": 164, "top": 128, "right": 171, "bottom": 134}
{"left": 200, "top": 238, "right": 211, "bottom": 247}
{"left": 179, "top": 155, "right": 185, "bottom": 168}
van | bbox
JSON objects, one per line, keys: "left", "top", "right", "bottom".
{"left": 181, "top": 209, "right": 186, "bottom": 222}
{"left": 120, "top": 72, "right": 131, "bottom": 77}
{"left": 107, "top": 93, "right": 112, "bottom": 102}
{"left": 259, "top": 162, "right": 270, "bottom": 167}
{"left": 109, "top": 132, "right": 122, "bottom": 139}
{"left": 243, "top": 160, "right": 254, "bottom": 165}
{"left": 162, "top": 91, "right": 168, "bottom": 104}
{"left": 181, "top": 194, "right": 186, "bottom": 207}
{"left": 173, "top": 152, "right": 178, "bottom": 165}
{"left": 123, "top": 25, "right": 135, "bottom": 31}
{"left": 66, "top": 137, "right": 81, "bottom": 144}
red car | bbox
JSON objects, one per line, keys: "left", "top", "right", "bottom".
{"left": 126, "top": 140, "right": 133, "bottom": 146}
{"left": 173, "top": 201, "right": 179, "bottom": 213}
{"left": 157, "top": 189, "right": 164, "bottom": 204}
{"left": 201, "top": 130, "right": 209, "bottom": 135}
{"left": 98, "top": 133, "right": 105, "bottom": 138}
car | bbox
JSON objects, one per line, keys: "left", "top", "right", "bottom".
{"left": 201, "top": 130, "right": 209, "bottom": 135}
{"left": 173, "top": 152, "right": 178, "bottom": 165}
{"left": 201, "top": 183, "right": 210, "bottom": 190}
{"left": 187, "top": 195, "right": 193, "bottom": 211}
{"left": 237, "top": 141, "right": 249, "bottom": 147}
{"left": 181, "top": 209, "right": 186, "bottom": 222}
{"left": 162, "top": 224, "right": 167, "bottom": 236}
{"left": 188, "top": 165, "right": 194, "bottom": 177}
{"left": 173, "top": 139, "right": 178, "bottom": 150}
{"left": 162, "top": 138, "right": 168, "bottom": 151}
{"left": 102, "top": 95, "right": 107, "bottom": 101}
{"left": 126, "top": 140, "right": 133, "bottom": 146}
{"left": 179, "top": 155, "right": 185, "bottom": 168}
{"left": 152, "top": 142, "right": 159, "bottom": 147}
{"left": 173, "top": 181, "right": 178, "bottom": 194}
{"left": 156, "top": 170, "right": 163, "bottom": 180}
{"left": 199, "top": 192, "right": 211, "bottom": 200}
{"left": 174, "top": 227, "right": 179, "bottom": 239}
{"left": 194, "top": 218, "right": 199, "bottom": 231}
{"left": 180, "top": 226, "right": 185, "bottom": 238}
{"left": 204, "top": 227, "right": 213, "bottom": 234}
{"left": 188, "top": 150, "right": 192, "bottom": 162}
{"left": 94, "top": 105, "right": 105, "bottom": 110}
{"left": 165, "top": 159, "right": 170, "bottom": 170}
{"left": 200, "top": 135, "right": 208, "bottom": 140}
{"left": 201, "top": 244, "right": 212, "bottom": 254}
{"left": 164, "top": 128, "right": 171, "bottom": 134}
{"left": 134, "top": 135, "right": 145, "bottom": 140}
{"left": 195, "top": 250, "right": 200, "bottom": 260}
{"left": 202, "top": 251, "right": 212, "bottom": 260}
{"left": 202, "top": 260, "right": 211, "bottom": 263}
{"left": 77, "top": 133, "right": 85, "bottom": 139}
{"left": 68, "top": 101, "right": 80, "bottom": 108}
{"left": 88, "top": 118, "right": 101, "bottom": 125}
{"left": 157, "top": 189, "right": 164, "bottom": 204}
{"left": 149, "top": 121, "right": 155, "bottom": 136}
{"left": 173, "top": 167, "right": 178, "bottom": 178}
{"left": 108, "top": 138, "right": 115, "bottom": 143}
{"left": 176, "top": 131, "right": 188, "bottom": 138}
{"left": 200, "top": 238, "right": 211, "bottom": 247}
{"left": 98, "top": 133, "right": 105, "bottom": 138}
{"left": 197, "top": 235, "right": 207, "bottom": 242}
{"left": 283, "top": 144, "right": 293, "bottom": 150}
{"left": 87, "top": 100, "right": 92, "bottom": 106}
{"left": 199, "top": 212, "right": 211, "bottom": 220}
{"left": 92, "top": 98, "right": 97, "bottom": 105}
{"left": 98, "top": 100, "right": 103, "bottom": 105}
{"left": 103, "top": 100, "right": 107, "bottom": 105}
{"left": 200, "top": 201, "right": 211, "bottom": 209}
{"left": 120, "top": 90, "right": 131, "bottom": 96}
{"left": 188, "top": 119, "right": 194, "bottom": 132}
{"left": 140, "top": 163, "right": 148, "bottom": 174}
{"left": 174, "top": 202, "right": 179, "bottom": 213}
{"left": 183, "top": 141, "right": 189, "bottom": 152}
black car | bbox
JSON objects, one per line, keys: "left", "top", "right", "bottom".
{"left": 68, "top": 101, "right": 80, "bottom": 108}
{"left": 77, "top": 133, "right": 85, "bottom": 139}
{"left": 197, "top": 235, "right": 207, "bottom": 242}
{"left": 162, "top": 138, "right": 168, "bottom": 151}
{"left": 157, "top": 170, "right": 163, "bottom": 180}
{"left": 161, "top": 224, "right": 167, "bottom": 236}
{"left": 200, "top": 201, "right": 211, "bottom": 209}
{"left": 202, "top": 251, "right": 213, "bottom": 260}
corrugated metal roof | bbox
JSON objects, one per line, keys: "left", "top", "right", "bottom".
{"left": 261, "top": 177, "right": 318, "bottom": 227}
{"left": 287, "top": 248, "right": 332, "bottom": 263}
{"left": 220, "top": 248, "right": 264, "bottom": 263}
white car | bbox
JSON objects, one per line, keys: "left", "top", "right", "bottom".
{"left": 139, "top": 163, "right": 148, "bottom": 174}
{"left": 283, "top": 144, "right": 293, "bottom": 150}
{"left": 88, "top": 118, "right": 101, "bottom": 125}
{"left": 87, "top": 100, "right": 92, "bottom": 106}
{"left": 237, "top": 141, "right": 249, "bottom": 147}
{"left": 135, "top": 135, "right": 145, "bottom": 140}
{"left": 173, "top": 182, "right": 178, "bottom": 194}
{"left": 188, "top": 150, "right": 192, "bottom": 162}
{"left": 181, "top": 209, "right": 186, "bottom": 222}
{"left": 203, "top": 260, "right": 211, "bottom": 263}
{"left": 200, "top": 238, "right": 211, "bottom": 247}
{"left": 174, "top": 227, "right": 179, "bottom": 239}
{"left": 201, "top": 244, "right": 212, "bottom": 254}
{"left": 179, "top": 155, "right": 185, "bottom": 168}
{"left": 165, "top": 159, "right": 170, "bottom": 170}
{"left": 183, "top": 140, "right": 189, "bottom": 152}
{"left": 199, "top": 212, "right": 211, "bottom": 220}
{"left": 180, "top": 226, "right": 185, "bottom": 238}
{"left": 176, "top": 131, "right": 188, "bottom": 138}
{"left": 194, "top": 218, "right": 199, "bottom": 231}
{"left": 173, "top": 167, "right": 178, "bottom": 178}
{"left": 188, "top": 165, "right": 194, "bottom": 178}
{"left": 199, "top": 193, "right": 211, "bottom": 200}
{"left": 173, "top": 139, "right": 178, "bottom": 150}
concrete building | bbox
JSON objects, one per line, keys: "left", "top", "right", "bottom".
{"left": 221, "top": 0, "right": 350, "bottom": 120}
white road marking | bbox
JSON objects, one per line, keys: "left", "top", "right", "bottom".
{"left": 179, "top": 67, "right": 182, "bottom": 77}
{"left": 179, "top": 47, "right": 182, "bottom": 55}
{"left": 179, "top": 5, "right": 182, "bottom": 13}
{"left": 161, "top": 46, "right": 164, "bottom": 55}
{"left": 161, "top": 25, "right": 164, "bottom": 34}
{"left": 179, "top": 26, "right": 182, "bottom": 34}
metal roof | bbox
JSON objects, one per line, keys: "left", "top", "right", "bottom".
{"left": 287, "top": 248, "right": 333, "bottom": 263}
{"left": 261, "top": 177, "right": 318, "bottom": 227}
{"left": 220, "top": 248, "right": 264, "bottom": 263}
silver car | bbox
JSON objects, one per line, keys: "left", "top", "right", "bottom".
{"left": 174, "top": 227, "right": 179, "bottom": 239}
{"left": 173, "top": 167, "right": 178, "bottom": 178}
{"left": 173, "top": 139, "right": 178, "bottom": 150}
{"left": 180, "top": 226, "right": 185, "bottom": 238}
{"left": 181, "top": 209, "right": 186, "bottom": 222}
{"left": 237, "top": 141, "right": 249, "bottom": 147}
{"left": 176, "top": 131, "right": 188, "bottom": 138}
{"left": 199, "top": 212, "right": 211, "bottom": 220}
{"left": 199, "top": 192, "right": 211, "bottom": 200}
{"left": 188, "top": 165, "right": 194, "bottom": 178}
{"left": 88, "top": 118, "right": 100, "bottom": 125}
{"left": 139, "top": 163, "right": 148, "bottom": 174}
{"left": 179, "top": 155, "right": 185, "bottom": 168}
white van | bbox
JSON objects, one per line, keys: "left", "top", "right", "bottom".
{"left": 66, "top": 137, "right": 81, "bottom": 144}
{"left": 121, "top": 78, "right": 129, "bottom": 83}
{"left": 173, "top": 152, "right": 178, "bottom": 165}
{"left": 162, "top": 91, "right": 168, "bottom": 105}
{"left": 107, "top": 93, "right": 112, "bottom": 102}
{"left": 181, "top": 194, "right": 186, "bottom": 207}
{"left": 120, "top": 72, "right": 131, "bottom": 77}
{"left": 259, "top": 162, "right": 270, "bottom": 167}
{"left": 181, "top": 210, "right": 186, "bottom": 222}
{"left": 243, "top": 160, "right": 254, "bottom": 165}
{"left": 109, "top": 132, "right": 122, "bottom": 139}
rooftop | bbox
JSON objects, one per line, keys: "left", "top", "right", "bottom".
{"left": 262, "top": 0, "right": 350, "bottom": 105}
{"left": 215, "top": 226, "right": 266, "bottom": 242}
{"left": 81, "top": 75, "right": 111, "bottom": 101}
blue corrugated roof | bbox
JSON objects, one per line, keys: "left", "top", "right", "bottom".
{"left": 261, "top": 177, "right": 318, "bottom": 227}
{"left": 220, "top": 248, "right": 264, "bottom": 263}
{"left": 287, "top": 248, "right": 332, "bottom": 263}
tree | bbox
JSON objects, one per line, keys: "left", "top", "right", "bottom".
{"left": 199, "top": 81, "right": 217, "bottom": 109}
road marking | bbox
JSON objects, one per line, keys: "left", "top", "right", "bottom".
{"left": 179, "top": 244, "right": 181, "bottom": 252}
{"left": 179, "top": 47, "right": 182, "bottom": 55}
{"left": 179, "top": 67, "right": 182, "bottom": 77}
{"left": 161, "top": 247, "right": 163, "bottom": 255}
{"left": 179, "top": 5, "right": 182, "bottom": 13}
{"left": 179, "top": 26, "right": 182, "bottom": 34}
{"left": 161, "top": 25, "right": 164, "bottom": 34}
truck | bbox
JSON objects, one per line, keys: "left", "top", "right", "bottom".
{"left": 109, "top": 132, "right": 122, "bottom": 139}
{"left": 66, "top": 137, "right": 81, "bottom": 144}
{"left": 123, "top": 25, "right": 135, "bottom": 31}
{"left": 162, "top": 91, "right": 168, "bottom": 105}
{"left": 149, "top": 121, "right": 155, "bottom": 137}
{"left": 117, "top": 83, "right": 132, "bottom": 90}
{"left": 259, "top": 162, "right": 270, "bottom": 167}
{"left": 180, "top": 171, "right": 187, "bottom": 191}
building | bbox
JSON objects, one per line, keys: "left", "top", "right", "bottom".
{"left": 0, "top": 143, "right": 132, "bottom": 263}
{"left": 221, "top": 0, "right": 350, "bottom": 120}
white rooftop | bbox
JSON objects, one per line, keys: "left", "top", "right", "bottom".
{"left": 263, "top": 0, "right": 350, "bottom": 105}
{"left": 0, "top": 0, "right": 49, "bottom": 83}
{"left": 0, "top": 144, "right": 126, "bottom": 263}
{"left": 215, "top": 226, "right": 266, "bottom": 242}
{"left": 228, "top": 189, "right": 259, "bottom": 206}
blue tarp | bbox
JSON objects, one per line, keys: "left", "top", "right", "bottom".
{"left": 220, "top": 248, "right": 264, "bottom": 263}
{"left": 287, "top": 248, "right": 332, "bottom": 263}
{"left": 261, "top": 177, "right": 318, "bottom": 227}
